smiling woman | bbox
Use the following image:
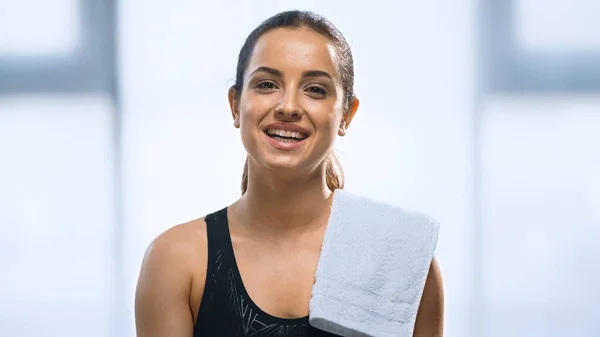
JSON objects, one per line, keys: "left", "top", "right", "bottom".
{"left": 231, "top": 19, "right": 355, "bottom": 194}
{"left": 134, "top": 10, "right": 443, "bottom": 337}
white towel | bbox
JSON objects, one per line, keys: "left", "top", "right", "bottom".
{"left": 309, "top": 190, "right": 440, "bottom": 337}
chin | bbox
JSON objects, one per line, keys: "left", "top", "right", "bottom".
{"left": 261, "top": 155, "right": 305, "bottom": 171}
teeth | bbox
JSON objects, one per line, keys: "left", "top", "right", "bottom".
{"left": 266, "top": 129, "right": 306, "bottom": 140}
{"left": 273, "top": 137, "right": 297, "bottom": 143}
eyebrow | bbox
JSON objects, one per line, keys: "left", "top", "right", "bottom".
{"left": 249, "top": 66, "right": 333, "bottom": 81}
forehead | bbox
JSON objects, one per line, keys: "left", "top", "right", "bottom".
{"left": 247, "top": 28, "right": 339, "bottom": 78}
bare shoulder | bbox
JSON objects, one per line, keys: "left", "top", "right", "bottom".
{"left": 140, "top": 217, "right": 208, "bottom": 278}
{"left": 413, "top": 257, "right": 444, "bottom": 337}
{"left": 425, "top": 257, "right": 443, "bottom": 292}
{"left": 135, "top": 217, "right": 208, "bottom": 337}
{"left": 151, "top": 217, "right": 207, "bottom": 257}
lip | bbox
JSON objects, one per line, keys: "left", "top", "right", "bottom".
{"left": 263, "top": 122, "right": 311, "bottom": 151}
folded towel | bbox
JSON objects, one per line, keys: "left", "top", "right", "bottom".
{"left": 309, "top": 190, "right": 440, "bottom": 337}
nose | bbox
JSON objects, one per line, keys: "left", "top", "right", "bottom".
{"left": 275, "top": 90, "right": 303, "bottom": 120}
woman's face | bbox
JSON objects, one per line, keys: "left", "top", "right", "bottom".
{"left": 229, "top": 27, "right": 358, "bottom": 175}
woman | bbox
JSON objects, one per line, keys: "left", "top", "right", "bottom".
{"left": 135, "top": 10, "right": 444, "bottom": 337}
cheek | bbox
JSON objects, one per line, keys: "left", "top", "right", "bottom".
{"left": 315, "top": 107, "right": 341, "bottom": 131}
{"left": 239, "top": 92, "right": 275, "bottom": 125}
{"left": 239, "top": 100, "right": 261, "bottom": 130}
{"left": 238, "top": 98, "right": 270, "bottom": 146}
{"left": 239, "top": 111, "right": 258, "bottom": 146}
{"left": 312, "top": 111, "right": 341, "bottom": 146}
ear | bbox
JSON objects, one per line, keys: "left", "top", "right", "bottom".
{"left": 228, "top": 86, "right": 241, "bottom": 129}
{"left": 338, "top": 97, "right": 360, "bottom": 136}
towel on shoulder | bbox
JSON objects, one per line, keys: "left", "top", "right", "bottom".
{"left": 309, "top": 190, "right": 440, "bottom": 337}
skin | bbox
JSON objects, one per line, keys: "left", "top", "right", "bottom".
{"left": 135, "top": 27, "right": 444, "bottom": 337}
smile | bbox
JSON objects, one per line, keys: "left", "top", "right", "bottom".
{"left": 264, "top": 128, "right": 309, "bottom": 143}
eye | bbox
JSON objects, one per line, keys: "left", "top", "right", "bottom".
{"left": 305, "top": 85, "right": 327, "bottom": 97}
{"left": 255, "top": 80, "right": 278, "bottom": 90}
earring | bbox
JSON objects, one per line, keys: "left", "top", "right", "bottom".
{"left": 338, "top": 120, "right": 347, "bottom": 136}
{"left": 233, "top": 112, "right": 241, "bottom": 128}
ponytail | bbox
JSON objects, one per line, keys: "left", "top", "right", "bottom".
{"left": 241, "top": 158, "right": 249, "bottom": 195}
{"left": 240, "top": 152, "right": 344, "bottom": 195}
{"left": 324, "top": 151, "right": 344, "bottom": 191}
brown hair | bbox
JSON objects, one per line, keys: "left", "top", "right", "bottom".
{"left": 233, "top": 10, "right": 354, "bottom": 195}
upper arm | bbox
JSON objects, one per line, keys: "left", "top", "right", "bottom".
{"left": 135, "top": 226, "right": 201, "bottom": 337}
{"left": 413, "top": 257, "right": 444, "bottom": 337}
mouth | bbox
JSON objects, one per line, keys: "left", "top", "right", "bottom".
{"left": 263, "top": 128, "right": 309, "bottom": 143}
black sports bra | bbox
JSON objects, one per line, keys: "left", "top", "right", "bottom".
{"left": 193, "top": 207, "right": 340, "bottom": 337}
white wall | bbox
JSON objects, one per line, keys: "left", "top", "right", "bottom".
{"left": 0, "top": 95, "right": 116, "bottom": 336}
{"left": 480, "top": 95, "right": 600, "bottom": 336}
{"left": 119, "top": 1, "right": 476, "bottom": 337}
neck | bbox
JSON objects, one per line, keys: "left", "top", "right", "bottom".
{"left": 235, "top": 161, "right": 333, "bottom": 232}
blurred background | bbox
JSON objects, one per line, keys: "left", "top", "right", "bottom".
{"left": 1, "top": 0, "right": 599, "bottom": 336}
